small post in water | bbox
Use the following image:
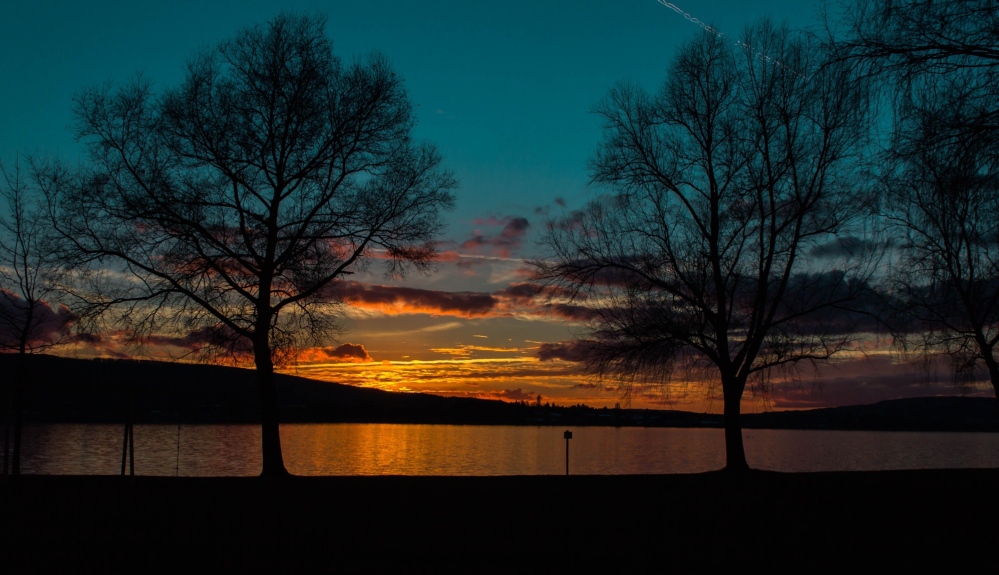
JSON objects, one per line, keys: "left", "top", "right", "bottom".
{"left": 563, "top": 429, "right": 572, "bottom": 475}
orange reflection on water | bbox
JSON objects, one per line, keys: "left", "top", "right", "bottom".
{"left": 281, "top": 424, "right": 726, "bottom": 475}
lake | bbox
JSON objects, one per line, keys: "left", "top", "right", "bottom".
{"left": 14, "top": 423, "right": 999, "bottom": 476}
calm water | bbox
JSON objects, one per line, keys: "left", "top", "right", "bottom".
{"left": 14, "top": 423, "right": 999, "bottom": 476}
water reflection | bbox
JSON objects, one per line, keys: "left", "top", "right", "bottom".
{"left": 282, "top": 424, "right": 725, "bottom": 475}
{"left": 20, "top": 423, "right": 261, "bottom": 476}
{"left": 14, "top": 423, "right": 999, "bottom": 476}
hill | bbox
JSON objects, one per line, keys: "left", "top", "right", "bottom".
{"left": 2, "top": 354, "right": 996, "bottom": 430}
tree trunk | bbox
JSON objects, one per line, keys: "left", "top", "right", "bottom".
{"left": 253, "top": 336, "right": 289, "bottom": 479}
{"left": 722, "top": 374, "right": 750, "bottom": 473}
{"left": 12, "top": 380, "right": 23, "bottom": 475}
{"left": 11, "top": 351, "right": 26, "bottom": 475}
{"left": 3, "top": 379, "right": 10, "bottom": 475}
{"left": 983, "top": 350, "right": 999, "bottom": 415}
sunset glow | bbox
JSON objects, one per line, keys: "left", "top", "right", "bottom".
{"left": 3, "top": 0, "right": 995, "bottom": 414}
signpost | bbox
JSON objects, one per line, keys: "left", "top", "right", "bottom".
{"left": 563, "top": 430, "right": 572, "bottom": 475}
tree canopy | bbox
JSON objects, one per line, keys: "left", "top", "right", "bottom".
{"left": 833, "top": 0, "right": 999, "bottom": 401}
{"left": 47, "top": 13, "right": 456, "bottom": 476}
{"left": 535, "top": 21, "right": 876, "bottom": 470}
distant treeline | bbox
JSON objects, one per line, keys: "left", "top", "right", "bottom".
{"left": 2, "top": 354, "right": 997, "bottom": 432}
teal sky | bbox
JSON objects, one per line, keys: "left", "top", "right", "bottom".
{"left": 8, "top": 0, "right": 943, "bottom": 412}
{"left": 1, "top": 0, "right": 824, "bottom": 245}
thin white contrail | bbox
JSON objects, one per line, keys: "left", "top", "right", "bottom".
{"left": 656, "top": 1, "right": 808, "bottom": 79}
{"left": 657, "top": 1, "right": 723, "bottom": 37}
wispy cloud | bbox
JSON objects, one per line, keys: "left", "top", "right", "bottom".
{"left": 430, "top": 344, "right": 524, "bottom": 358}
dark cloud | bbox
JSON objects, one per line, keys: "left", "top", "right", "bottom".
{"left": 471, "top": 216, "right": 509, "bottom": 227}
{"left": 326, "top": 343, "right": 371, "bottom": 361}
{"left": 340, "top": 281, "right": 497, "bottom": 317}
{"left": 145, "top": 329, "right": 215, "bottom": 350}
{"left": 533, "top": 197, "right": 567, "bottom": 215}
{"left": 314, "top": 343, "right": 373, "bottom": 362}
{"left": 492, "top": 388, "right": 536, "bottom": 401}
{"left": 461, "top": 216, "right": 530, "bottom": 258}
{"left": 544, "top": 303, "right": 601, "bottom": 322}
{"left": 72, "top": 333, "right": 103, "bottom": 344}
{"left": 145, "top": 325, "right": 253, "bottom": 355}
{"left": 435, "top": 388, "right": 543, "bottom": 402}
{"left": 554, "top": 208, "right": 589, "bottom": 233}
{"left": 809, "top": 236, "right": 882, "bottom": 258}
{"left": 494, "top": 282, "right": 543, "bottom": 303}
{"left": 553, "top": 255, "right": 652, "bottom": 288}
{"left": 537, "top": 340, "right": 599, "bottom": 362}
{"left": 766, "top": 355, "right": 994, "bottom": 409}
{"left": 775, "top": 270, "right": 882, "bottom": 335}
{"left": 492, "top": 283, "right": 593, "bottom": 322}
{"left": 0, "top": 291, "right": 75, "bottom": 350}
{"left": 64, "top": 332, "right": 133, "bottom": 359}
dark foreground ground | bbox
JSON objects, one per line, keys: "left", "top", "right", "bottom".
{"left": 3, "top": 470, "right": 998, "bottom": 573}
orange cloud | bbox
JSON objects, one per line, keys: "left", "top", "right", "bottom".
{"left": 298, "top": 343, "right": 373, "bottom": 363}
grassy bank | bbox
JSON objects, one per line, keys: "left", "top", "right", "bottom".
{"left": 3, "top": 469, "right": 997, "bottom": 572}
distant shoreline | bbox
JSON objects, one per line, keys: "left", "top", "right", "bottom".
{"left": 6, "top": 354, "right": 998, "bottom": 432}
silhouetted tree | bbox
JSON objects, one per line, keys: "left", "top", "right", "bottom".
{"left": 832, "top": 1, "right": 999, "bottom": 402}
{"left": 878, "top": 118, "right": 999, "bottom": 403}
{"left": 829, "top": 0, "right": 998, "bottom": 148}
{"left": 833, "top": 2, "right": 997, "bottom": 61}
{"left": 46, "top": 13, "right": 455, "bottom": 477}
{"left": 0, "top": 160, "right": 73, "bottom": 474}
{"left": 534, "top": 22, "right": 876, "bottom": 471}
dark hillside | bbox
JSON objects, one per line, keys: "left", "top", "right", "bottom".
{"left": 1, "top": 354, "right": 527, "bottom": 425}
{"left": 746, "top": 396, "right": 999, "bottom": 432}
{"left": 2, "top": 354, "right": 996, "bottom": 430}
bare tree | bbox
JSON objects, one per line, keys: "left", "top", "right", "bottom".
{"left": 828, "top": 0, "right": 997, "bottom": 151}
{"left": 879, "top": 116, "right": 999, "bottom": 403}
{"left": 831, "top": 1, "right": 999, "bottom": 403}
{"left": 46, "top": 13, "right": 456, "bottom": 477}
{"left": 0, "top": 160, "right": 74, "bottom": 475}
{"left": 534, "top": 22, "right": 875, "bottom": 471}
{"left": 830, "top": 1, "right": 999, "bottom": 68}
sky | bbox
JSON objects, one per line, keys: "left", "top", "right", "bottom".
{"left": 2, "top": 0, "right": 991, "bottom": 411}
